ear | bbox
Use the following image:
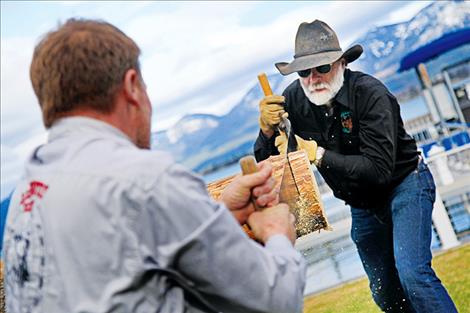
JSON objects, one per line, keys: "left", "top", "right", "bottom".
{"left": 123, "top": 69, "right": 142, "bottom": 106}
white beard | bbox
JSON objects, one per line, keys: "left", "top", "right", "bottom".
{"left": 300, "top": 65, "right": 345, "bottom": 106}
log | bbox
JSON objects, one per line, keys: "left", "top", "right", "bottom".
{"left": 207, "top": 150, "right": 331, "bottom": 239}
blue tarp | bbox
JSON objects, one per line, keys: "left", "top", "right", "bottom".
{"left": 0, "top": 193, "right": 12, "bottom": 255}
{"left": 399, "top": 28, "right": 470, "bottom": 72}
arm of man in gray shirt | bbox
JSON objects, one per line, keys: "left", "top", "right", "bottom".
{"left": 145, "top": 162, "right": 306, "bottom": 313}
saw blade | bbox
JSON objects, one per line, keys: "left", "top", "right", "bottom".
{"left": 279, "top": 153, "right": 301, "bottom": 210}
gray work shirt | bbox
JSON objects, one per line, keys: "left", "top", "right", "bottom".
{"left": 3, "top": 117, "right": 306, "bottom": 313}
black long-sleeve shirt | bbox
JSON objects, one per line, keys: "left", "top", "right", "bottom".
{"left": 254, "top": 69, "right": 419, "bottom": 210}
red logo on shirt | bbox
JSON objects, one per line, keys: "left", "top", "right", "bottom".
{"left": 20, "top": 181, "right": 49, "bottom": 212}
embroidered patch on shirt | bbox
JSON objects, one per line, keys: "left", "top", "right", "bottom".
{"left": 340, "top": 111, "right": 353, "bottom": 134}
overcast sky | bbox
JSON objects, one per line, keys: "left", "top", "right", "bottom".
{"left": 1, "top": 0, "right": 432, "bottom": 198}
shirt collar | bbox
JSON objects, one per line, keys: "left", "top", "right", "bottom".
{"left": 48, "top": 116, "right": 133, "bottom": 145}
{"left": 333, "top": 68, "right": 351, "bottom": 108}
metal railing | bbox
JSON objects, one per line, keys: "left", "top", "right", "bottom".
{"left": 425, "top": 143, "right": 470, "bottom": 241}
{"left": 426, "top": 142, "right": 470, "bottom": 186}
{"left": 300, "top": 143, "right": 470, "bottom": 295}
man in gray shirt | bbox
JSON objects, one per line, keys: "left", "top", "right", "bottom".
{"left": 2, "top": 19, "right": 306, "bottom": 313}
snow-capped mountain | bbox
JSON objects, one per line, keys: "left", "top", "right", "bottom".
{"left": 152, "top": 0, "right": 470, "bottom": 174}
{"left": 354, "top": 0, "right": 470, "bottom": 78}
{"left": 152, "top": 113, "right": 221, "bottom": 157}
{"left": 152, "top": 73, "right": 295, "bottom": 172}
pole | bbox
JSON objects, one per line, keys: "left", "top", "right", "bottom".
{"left": 442, "top": 70, "right": 468, "bottom": 129}
{"left": 416, "top": 63, "right": 449, "bottom": 137}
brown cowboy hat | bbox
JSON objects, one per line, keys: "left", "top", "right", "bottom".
{"left": 275, "top": 20, "right": 363, "bottom": 76}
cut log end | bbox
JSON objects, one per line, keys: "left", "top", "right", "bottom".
{"left": 207, "top": 150, "right": 331, "bottom": 240}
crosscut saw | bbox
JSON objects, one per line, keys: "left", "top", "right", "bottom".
{"left": 257, "top": 73, "right": 301, "bottom": 209}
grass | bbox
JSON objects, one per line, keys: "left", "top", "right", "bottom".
{"left": 1, "top": 244, "right": 468, "bottom": 312}
{"left": 303, "top": 243, "right": 470, "bottom": 313}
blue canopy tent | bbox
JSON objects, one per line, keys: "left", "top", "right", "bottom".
{"left": 398, "top": 28, "right": 470, "bottom": 155}
{"left": 399, "top": 28, "right": 470, "bottom": 72}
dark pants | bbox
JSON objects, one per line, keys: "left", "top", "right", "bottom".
{"left": 350, "top": 160, "right": 457, "bottom": 313}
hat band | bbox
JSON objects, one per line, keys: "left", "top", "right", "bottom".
{"left": 294, "top": 48, "right": 342, "bottom": 59}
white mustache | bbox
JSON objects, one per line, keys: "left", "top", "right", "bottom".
{"left": 307, "top": 82, "right": 330, "bottom": 92}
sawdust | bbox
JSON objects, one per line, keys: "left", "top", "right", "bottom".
{"left": 292, "top": 196, "right": 328, "bottom": 238}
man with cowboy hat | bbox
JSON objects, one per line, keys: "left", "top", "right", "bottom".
{"left": 254, "top": 20, "right": 457, "bottom": 313}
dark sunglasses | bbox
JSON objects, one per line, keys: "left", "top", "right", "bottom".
{"left": 297, "top": 64, "right": 332, "bottom": 77}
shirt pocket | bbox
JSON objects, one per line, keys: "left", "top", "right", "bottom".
{"left": 341, "top": 133, "right": 360, "bottom": 154}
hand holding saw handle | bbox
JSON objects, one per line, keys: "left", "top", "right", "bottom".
{"left": 257, "top": 73, "right": 298, "bottom": 153}
{"left": 239, "top": 155, "right": 262, "bottom": 212}
{"left": 258, "top": 73, "right": 301, "bottom": 200}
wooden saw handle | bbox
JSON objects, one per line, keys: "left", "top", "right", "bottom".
{"left": 258, "top": 73, "right": 273, "bottom": 96}
{"left": 258, "top": 72, "right": 288, "bottom": 137}
{"left": 240, "top": 155, "right": 258, "bottom": 175}
{"left": 239, "top": 156, "right": 261, "bottom": 211}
